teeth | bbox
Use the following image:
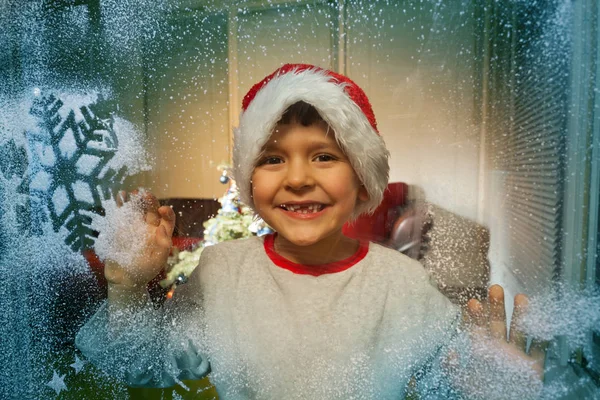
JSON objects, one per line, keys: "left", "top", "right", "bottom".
{"left": 282, "top": 204, "right": 323, "bottom": 213}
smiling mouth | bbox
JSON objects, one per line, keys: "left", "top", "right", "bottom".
{"left": 279, "top": 204, "right": 326, "bottom": 214}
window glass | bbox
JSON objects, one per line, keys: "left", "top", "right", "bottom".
{"left": 1, "top": 0, "right": 598, "bottom": 398}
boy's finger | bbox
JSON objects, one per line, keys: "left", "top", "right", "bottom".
{"left": 145, "top": 212, "right": 161, "bottom": 227}
{"left": 466, "top": 298, "right": 486, "bottom": 328}
{"left": 116, "top": 190, "right": 127, "bottom": 207}
{"left": 509, "top": 293, "right": 528, "bottom": 349}
{"left": 529, "top": 339, "right": 548, "bottom": 361}
{"left": 528, "top": 339, "right": 548, "bottom": 380}
{"left": 140, "top": 192, "right": 160, "bottom": 212}
{"left": 489, "top": 285, "right": 507, "bottom": 341}
{"left": 155, "top": 224, "right": 172, "bottom": 251}
{"left": 158, "top": 205, "right": 176, "bottom": 237}
{"left": 138, "top": 192, "right": 161, "bottom": 226}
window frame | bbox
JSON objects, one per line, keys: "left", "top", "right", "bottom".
{"left": 557, "top": 0, "right": 600, "bottom": 378}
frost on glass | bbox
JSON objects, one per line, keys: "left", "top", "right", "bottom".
{"left": 0, "top": 90, "right": 150, "bottom": 397}
{"left": 0, "top": 1, "right": 156, "bottom": 397}
{"left": 1, "top": 0, "right": 599, "bottom": 398}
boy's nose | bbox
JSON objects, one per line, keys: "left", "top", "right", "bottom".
{"left": 284, "top": 161, "right": 315, "bottom": 190}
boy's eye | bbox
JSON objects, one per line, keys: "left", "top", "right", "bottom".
{"left": 258, "top": 156, "right": 282, "bottom": 165}
{"left": 315, "top": 154, "right": 336, "bottom": 162}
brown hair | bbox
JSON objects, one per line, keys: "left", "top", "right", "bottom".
{"left": 278, "top": 101, "right": 325, "bottom": 126}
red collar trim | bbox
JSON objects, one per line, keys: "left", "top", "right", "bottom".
{"left": 263, "top": 233, "right": 369, "bottom": 276}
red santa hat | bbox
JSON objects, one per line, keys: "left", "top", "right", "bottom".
{"left": 233, "top": 63, "right": 390, "bottom": 217}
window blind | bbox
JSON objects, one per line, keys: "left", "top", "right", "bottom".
{"left": 486, "top": 0, "right": 569, "bottom": 295}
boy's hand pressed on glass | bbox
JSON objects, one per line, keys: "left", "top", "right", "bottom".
{"left": 104, "top": 190, "right": 175, "bottom": 289}
{"left": 456, "top": 285, "right": 545, "bottom": 391}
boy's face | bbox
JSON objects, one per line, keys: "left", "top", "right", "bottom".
{"left": 251, "top": 121, "right": 368, "bottom": 247}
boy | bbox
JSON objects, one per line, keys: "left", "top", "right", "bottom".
{"left": 77, "top": 64, "right": 543, "bottom": 399}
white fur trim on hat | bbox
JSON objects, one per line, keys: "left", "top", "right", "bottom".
{"left": 233, "top": 65, "right": 390, "bottom": 218}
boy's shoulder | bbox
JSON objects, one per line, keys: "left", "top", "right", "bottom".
{"left": 202, "top": 236, "right": 264, "bottom": 264}
{"left": 368, "top": 242, "right": 461, "bottom": 333}
{"left": 210, "top": 235, "right": 263, "bottom": 251}
{"left": 366, "top": 241, "right": 430, "bottom": 281}
{"left": 189, "top": 237, "right": 264, "bottom": 286}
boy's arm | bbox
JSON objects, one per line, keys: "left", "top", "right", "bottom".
{"left": 75, "top": 191, "right": 211, "bottom": 387}
{"left": 75, "top": 302, "right": 210, "bottom": 387}
{"left": 75, "top": 250, "right": 213, "bottom": 388}
{"left": 410, "top": 344, "right": 462, "bottom": 400}
{"left": 409, "top": 314, "right": 464, "bottom": 400}
{"left": 107, "top": 280, "right": 149, "bottom": 309}
{"left": 105, "top": 279, "right": 151, "bottom": 330}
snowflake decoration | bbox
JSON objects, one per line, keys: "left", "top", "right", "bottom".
{"left": 15, "top": 94, "right": 128, "bottom": 251}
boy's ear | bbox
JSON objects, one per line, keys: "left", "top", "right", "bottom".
{"left": 358, "top": 185, "right": 369, "bottom": 202}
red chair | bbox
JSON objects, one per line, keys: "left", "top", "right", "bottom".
{"left": 343, "top": 182, "right": 408, "bottom": 244}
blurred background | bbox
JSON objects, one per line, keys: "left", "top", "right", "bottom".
{"left": 0, "top": 0, "right": 598, "bottom": 398}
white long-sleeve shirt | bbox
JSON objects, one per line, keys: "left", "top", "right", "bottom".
{"left": 76, "top": 234, "right": 460, "bottom": 399}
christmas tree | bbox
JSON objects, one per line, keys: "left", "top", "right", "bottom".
{"left": 163, "top": 165, "right": 272, "bottom": 289}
